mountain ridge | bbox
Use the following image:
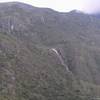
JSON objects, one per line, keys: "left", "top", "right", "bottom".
{"left": 0, "top": 2, "right": 100, "bottom": 100}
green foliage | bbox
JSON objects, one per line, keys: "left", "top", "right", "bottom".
{"left": 0, "top": 2, "right": 100, "bottom": 100}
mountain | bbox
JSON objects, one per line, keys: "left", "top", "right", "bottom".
{"left": 0, "top": 2, "right": 100, "bottom": 100}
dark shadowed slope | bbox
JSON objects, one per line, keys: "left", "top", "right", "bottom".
{"left": 0, "top": 2, "right": 100, "bottom": 100}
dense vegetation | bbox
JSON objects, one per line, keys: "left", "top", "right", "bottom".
{"left": 0, "top": 2, "right": 100, "bottom": 100}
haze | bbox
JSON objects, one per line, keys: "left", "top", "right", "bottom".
{"left": 0, "top": 0, "right": 100, "bottom": 14}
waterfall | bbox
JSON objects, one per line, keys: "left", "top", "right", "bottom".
{"left": 51, "top": 48, "right": 70, "bottom": 72}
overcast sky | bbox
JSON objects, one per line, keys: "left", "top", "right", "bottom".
{"left": 0, "top": 0, "right": 100, "bottom": 14}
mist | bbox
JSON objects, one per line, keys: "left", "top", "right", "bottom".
{"left": 0, "top": 0, "right": 100, "bottom": 14}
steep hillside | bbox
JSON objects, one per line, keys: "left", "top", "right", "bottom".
{"left": 0, "top": 33, "right": 87, "bottom": 100}
{"left": 0, "top": 2, "right": 100, "bottom": 100}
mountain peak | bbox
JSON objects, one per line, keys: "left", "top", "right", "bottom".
{"left": 0, "top": 2, "right": 100, "bottom": 100}
{"left": 70, "top": 10, "right": 85, "bottom": 14}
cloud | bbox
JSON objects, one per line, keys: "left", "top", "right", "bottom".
{"left": 81, "top": 0, "right": 100, "bottom": 13}
{"left": 20, "top": 0, "right": 84, "bottom": 12}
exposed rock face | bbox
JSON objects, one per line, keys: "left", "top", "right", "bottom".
{"left": 0, "top": 2, "right": 100, "bottom": 100}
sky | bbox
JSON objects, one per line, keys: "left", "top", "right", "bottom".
{"left": 0, "top": 0, "right": 100, "bottom": 14}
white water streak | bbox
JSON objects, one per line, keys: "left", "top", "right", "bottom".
{"left": 41, "top": 16, "right": 45, "bottom": 24}
{"left": 11, "top": 25, "right": 14, "bottom": 31}
{"left": 51, "top": 48, "right": 70, "bottom": 72}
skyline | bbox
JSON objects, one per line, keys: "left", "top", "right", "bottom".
{"left": 0, "top": 0, "right": 100, "bottom": 14}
